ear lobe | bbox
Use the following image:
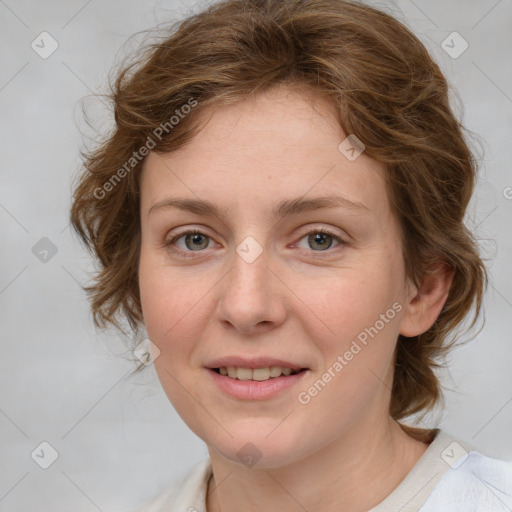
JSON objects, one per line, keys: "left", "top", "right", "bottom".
{"left": 399, "top": 263, "right": 455, "bottom": 338}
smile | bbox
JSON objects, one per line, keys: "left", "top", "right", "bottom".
{"left": 207, "top": 367, "right": 309, "bottom": 400}
{"left": 213, "top": 366, "right": 302, "bottom": 381}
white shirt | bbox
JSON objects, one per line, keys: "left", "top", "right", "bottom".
{"left": 134, "top": 429, "right": 512, "bottom": 511}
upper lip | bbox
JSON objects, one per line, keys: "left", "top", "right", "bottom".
{"left": 206, "top": 356, "right": 307, "bottom": 371}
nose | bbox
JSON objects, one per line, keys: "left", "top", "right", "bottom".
{"left": 215, "top": 243, "right": 287, "bottom": 335}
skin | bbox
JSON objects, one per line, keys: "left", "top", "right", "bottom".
{"left": 138, "top": 84, "right": 454, "bottom": 512}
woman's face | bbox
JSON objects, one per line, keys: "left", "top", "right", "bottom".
{"left": 138, "top": 86, "right": 415, "bottom": 467}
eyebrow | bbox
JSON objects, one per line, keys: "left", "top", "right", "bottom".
{"left": 148, "top": 195, "right": 370, "bottom": 220}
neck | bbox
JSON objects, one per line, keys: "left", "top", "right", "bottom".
{"left": 206, "top": 419, "right": 431, "bottom": 512}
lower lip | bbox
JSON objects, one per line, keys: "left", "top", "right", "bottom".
{"left": 206, "top": 368, "right": 309, "bottom": 400}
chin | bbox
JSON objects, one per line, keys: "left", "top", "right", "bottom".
{"left": 206, "top": 428, "right": 309, "bottom": 469}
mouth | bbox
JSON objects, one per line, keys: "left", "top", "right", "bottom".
{"left": 210, "top": 366, "right": 308, "bottom": 381}
{"left": 206, "top": 363, "right": 310, "bottom": 400}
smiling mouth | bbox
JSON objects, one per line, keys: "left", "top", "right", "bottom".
{"left": 211, "top": 366, "right": 308, "bottom": 381}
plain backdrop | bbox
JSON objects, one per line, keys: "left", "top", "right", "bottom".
{"left": 0, "top": 0, "right": 511, "bottom": 510}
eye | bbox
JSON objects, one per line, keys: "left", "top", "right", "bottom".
{"left": 295, "top": 228, "right": 345, "bottom": 252}
{"left": 165, "top": 227, "right": 346, "bottom": 259}
{"left": 167, "top": 230, "right": 214, "bottom": 255}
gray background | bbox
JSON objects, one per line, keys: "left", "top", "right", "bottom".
{"left": 0, "top": 0, "right": 511, "bottom": 510}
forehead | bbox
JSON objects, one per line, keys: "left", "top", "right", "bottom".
{"left": 140, "top": 86, "right": 389, "bottom": 219}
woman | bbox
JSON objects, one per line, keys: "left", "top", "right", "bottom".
{"left": 69, "top": 0, "right": 512, "bottom": 510}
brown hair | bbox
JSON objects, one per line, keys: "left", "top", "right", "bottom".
{"left": 69, "top": 0, "right": 487, "bottom": 426}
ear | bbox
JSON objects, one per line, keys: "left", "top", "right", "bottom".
{"left": 399, "top": 262, "right": 455, "bottom": 338}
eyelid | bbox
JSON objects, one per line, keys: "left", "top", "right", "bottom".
{"left": 291, "top": 226, "right": 347, "bottom": 253}
{"left": 165, "top": 228, "right": 218, "bottom": 258}
{"left": 164, "top": 225, "right": 348, "bottom": 258}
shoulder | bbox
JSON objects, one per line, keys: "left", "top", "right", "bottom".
{"left": 420, "top": 450, "right": 512, "bottom": 511}
{"left": 133, "top": 457, "right": 212, "bottom": 512}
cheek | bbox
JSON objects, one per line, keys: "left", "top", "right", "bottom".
{"left": 138, "top": 260, "right": 204, "bottom": 416}
{"left": 139, "top": 251, "right": 199, "bottom": 338}
{"left": 291, "top": 270, "right": 403, "bottom": 412}
{"left": 138, "top": 254, "right": 191, "bottom": 363}
{"left": 295, "top": 278, "right": 401, "bottom": 420}
{"left": 138, "top": 251, "right": 218, "bottom": 377}
{"left": 296, "top": 270, "right": 402, "bottom": 348}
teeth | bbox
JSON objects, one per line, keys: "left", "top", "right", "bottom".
{"left": 252, "top": 368, "right": 270, "bottom": 381}
{"left": 237, "top": 368, "right": 253, "bottom": 381}
{"left": 217, "top": 366, "right": 299, "bottom": 381}
{"left": 270, "top": 366, "right": 283, "bottom": 378}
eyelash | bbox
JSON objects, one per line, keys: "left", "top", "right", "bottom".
{"left": 165, "top": 227, "right": 347, "bottom": 259}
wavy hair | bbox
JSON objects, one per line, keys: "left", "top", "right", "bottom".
{"left": 70, "top": 0, "right": 487, "bottom": 430}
